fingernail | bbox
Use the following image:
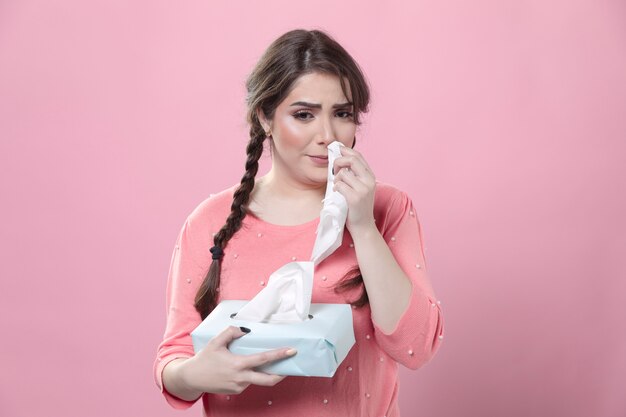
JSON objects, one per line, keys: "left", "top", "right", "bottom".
{"left": 239, "top": 326, "right": 251, "bottom": 333}
{"left": 285, "top": 348, "right": 297, "bottom": 356}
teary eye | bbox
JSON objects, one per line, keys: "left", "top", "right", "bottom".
{"left": 293, "top": 111, "right": 313, "bottom": 120}
{"left": 337, "top": 111, "right": 354, "bottom": 119}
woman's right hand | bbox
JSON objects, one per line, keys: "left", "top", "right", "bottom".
{"left": 178, "top": 325, "right": 297, "bottom": 396}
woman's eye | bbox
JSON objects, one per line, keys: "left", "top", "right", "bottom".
{"left": 294, "top": 111, "right": 313, "bottom": 120}
{"left": 337, "top": 111, "right": 354, "bottom": 119}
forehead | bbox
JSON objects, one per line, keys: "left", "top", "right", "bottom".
{"left": 283, "top": 72, "right": 352, "bottom": 104}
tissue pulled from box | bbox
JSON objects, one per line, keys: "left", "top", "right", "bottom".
{"left": 234, "top": 262, "right": 313, "bottom": 323}
{"left": 234, "top": 141, "right": 348, "bottom": 324}
{"left": 311, "top": 141, "right": 348, "bottom": 266}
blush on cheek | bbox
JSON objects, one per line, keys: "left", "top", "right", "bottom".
{"left": 279, "top": 118, "right": 311, "bottom": 146}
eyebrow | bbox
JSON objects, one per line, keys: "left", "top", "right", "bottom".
{"left": 289, "top": 101, "right": 353, "bottom": 109}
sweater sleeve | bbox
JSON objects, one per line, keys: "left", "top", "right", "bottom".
{"left": 371, "top": 190, "right": 445, "bottom": 370}
{"left": 153, "top": 216, "right": 207, "bottom": 410}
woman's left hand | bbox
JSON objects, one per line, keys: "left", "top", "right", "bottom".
{"left": 332, "top": 146, "right": 377, "bottom": 234}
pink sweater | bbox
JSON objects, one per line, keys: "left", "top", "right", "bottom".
{"left": 153, "top": 181, "right": 444, "bottom": 417}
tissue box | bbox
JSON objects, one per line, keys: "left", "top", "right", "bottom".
{"left": 191, "top": 300, "right": 355, "bottom": 377}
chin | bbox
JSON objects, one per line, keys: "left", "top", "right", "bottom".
{"left": 308, "top": 172, "right": 328, "bottom": 184}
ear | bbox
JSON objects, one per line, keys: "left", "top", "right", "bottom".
{"left": 256, "top": 108, "right": 271, "bottom": 132}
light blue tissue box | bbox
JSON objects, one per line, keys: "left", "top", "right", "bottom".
{"left": 190, "top": 300, "right": 355, "bottom": 377}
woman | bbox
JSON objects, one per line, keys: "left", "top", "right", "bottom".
{"left": 154, "top": 28, "right": 444, "bottom": 416}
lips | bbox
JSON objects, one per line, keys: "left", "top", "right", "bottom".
{"left": 309, "top": 155, "right": 329, "bottom": 166}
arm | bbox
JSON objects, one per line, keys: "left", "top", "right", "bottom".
{"left": 153, "top": 213, "right": 297, "bottom": 408}
{"left": 162, "top": 324, "right": 295, "bottom": 398}
{"left": 350, "top": 223, "right": 412, "bottom": 334}
{"left": 162, "top": 358, "right": 203, "bottom": 402}
{"left": 153, "top": 216, "right": 206, "bottom": 409}
{"left": 350, "top": 191, "right": 444, "bottom": 369}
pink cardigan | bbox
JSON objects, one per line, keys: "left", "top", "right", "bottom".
{"left": 153, "top": 181, "right": 444, "bottom": 416}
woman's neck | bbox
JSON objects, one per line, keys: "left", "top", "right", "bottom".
{"left": 256, "top": 170, "right": 326, "bottom": 201}
{"left": 246, "top": 171, "right": 327, "bottom": 224}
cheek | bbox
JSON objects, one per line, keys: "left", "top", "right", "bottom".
{"left": 277, "top": 117, "right": 310, "bottom": 147}
{"left": 338, "top": 123, "right": 357, "bottom": 139}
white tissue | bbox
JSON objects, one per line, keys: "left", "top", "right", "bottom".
{"left": 232, "top": 262, "right": 314, "bottom": 323}
{"left": 311, "top": 141, "right": 348, "bottom": 266}
{"left": 233, "top": 141, "right": 348, "bottom": 323}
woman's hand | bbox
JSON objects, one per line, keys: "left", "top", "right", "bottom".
{"left": 169, "top": 326, "right": 297, "bottom": 399}
{"left": 332, "top": 146, "right": 377, "bottom": 234}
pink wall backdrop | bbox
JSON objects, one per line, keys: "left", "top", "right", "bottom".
{"left": 1, "top": 1, "right": 625, "bottom": 416}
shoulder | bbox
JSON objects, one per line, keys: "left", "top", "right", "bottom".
{"left": 373, "top": 181, "right": 415, "bottom": 232}
{"left": 373, "top": 180, "right": 412, "bottom": 212}
{"left": 185, "top": 183, "right": 238, "bottom": 232}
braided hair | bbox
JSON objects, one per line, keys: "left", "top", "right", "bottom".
{"left": 194, "top": 29, "right": 371, "bottom": 319}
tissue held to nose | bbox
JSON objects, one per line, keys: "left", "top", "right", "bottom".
{"left": 190, "top": 141, "right": 356, "bottom": 378}
{"left": 233, "top": 141, "right": 348, "bottom": 324}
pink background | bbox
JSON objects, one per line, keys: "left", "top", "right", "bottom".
{"left": 1, "top": 1, "right": 625, "bottom": 416}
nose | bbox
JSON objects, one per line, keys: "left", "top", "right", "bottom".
{"left": 315, "top": 115, "right": 337, "bottom": 145}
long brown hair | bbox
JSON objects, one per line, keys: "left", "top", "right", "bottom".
{"left": 194, "top": 29, "right": 371, "bottom": 319}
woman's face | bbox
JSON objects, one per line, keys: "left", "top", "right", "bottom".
{"left": 259, "top": 72, "right": 357, "bottom": 187}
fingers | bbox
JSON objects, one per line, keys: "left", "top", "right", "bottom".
{"left": 208, "top": 325, "right": 249, "bottom": 349}
{"left": 341, "top": 146, "right": 372, "bottom": 170}
{"left": 244, "top": 371, "right": 287, "bottom": 387}
{"left": 202, "top": 329, "right": 294, "bottom": 392}
{"left": 239, "top": 347, "right": 297, "bottom": 369}
{"left": 333, "top": 151, "right": 374, "bottom": 182}
{"left": 235, "top": 348, "right": 294, "bottom": 388}
{"left": 334, "top": 167, "right": 368, "bottom": 193}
